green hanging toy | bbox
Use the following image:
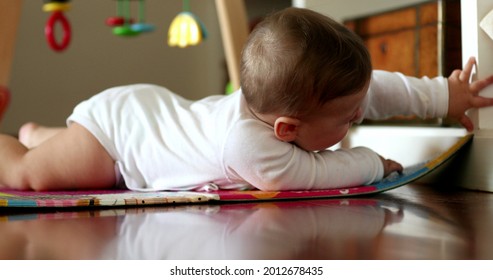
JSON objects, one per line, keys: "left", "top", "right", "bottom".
{"left": 106, "top": 0, "right": 155, "bottom": 37}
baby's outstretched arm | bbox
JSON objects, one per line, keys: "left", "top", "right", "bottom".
{"left": 447, "top": 57, "right": 493, "bottom": 131}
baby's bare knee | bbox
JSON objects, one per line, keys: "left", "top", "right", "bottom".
{"left": 9, "top": 163, "right": 52, "bottom": 191}
{"left": 6, "top": 166, "right": 33, "bottom": 191}
{"left": 25, "top": 177, "right": 52, "bottom": 191}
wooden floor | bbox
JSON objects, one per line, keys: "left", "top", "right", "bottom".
{"left": 1, "top": 183, "right": 493, "bottom": 259}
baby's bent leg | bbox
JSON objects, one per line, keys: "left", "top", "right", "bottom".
{"left": 0, "top": 123, "right": 116, "bottom": 191}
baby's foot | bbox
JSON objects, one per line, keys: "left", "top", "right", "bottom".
{"left": 19, "top": 123, "right": 64, "bottom": 148}
{"left": 19, "top": 122, "right": 39, "bottom": 148}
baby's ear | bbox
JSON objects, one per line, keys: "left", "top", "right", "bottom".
{"left": 274, "top": 117, "right": 300, "bottom": 142}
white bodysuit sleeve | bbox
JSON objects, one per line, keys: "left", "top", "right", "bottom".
{"left": 361, "top": 70, "right": 449, "bottom": 121}
{"left": 223, "top": 120, "right": 384, "bottom": 191}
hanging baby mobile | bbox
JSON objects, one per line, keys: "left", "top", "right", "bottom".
{"left": 41, "top": 0, "right": 208, "bottom": 53}
{"left": 168, "top": 0, "right": 208, "bottom": 48}
{"left": 43, "top": 0, "right": 72, "bottom": 52}
{"left": 106, "top": 0, "right": 155, "bottom": 37}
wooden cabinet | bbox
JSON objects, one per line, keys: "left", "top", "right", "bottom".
{"left": 345, "top": 0, "right": 461, "bottom": 77}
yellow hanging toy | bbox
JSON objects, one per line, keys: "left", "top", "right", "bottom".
{"left": 168, "top": 0, "right": 208, "bottom": 48}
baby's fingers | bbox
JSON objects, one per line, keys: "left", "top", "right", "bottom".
{"left": 470, "top": 95, "right": 493, "bottom": 108}
{"left": 459, "top": 114, "right": 474, "bottom": 132}
{"left": 470, "top": 74, "right": 493, "bottom": 93}
{"left": 382, "top": 158, "right": 403, "bottom": 177}
{"left": 459, "top": 57, "right": 477, "bottom": 82}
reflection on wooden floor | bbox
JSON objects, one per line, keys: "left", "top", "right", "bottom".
{"left": 1, "top": 183, "right": 492, "bottom": 259}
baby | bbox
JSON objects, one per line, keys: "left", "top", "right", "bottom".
{"left": 2, "top": 7, "right": 493, "bottom": 192}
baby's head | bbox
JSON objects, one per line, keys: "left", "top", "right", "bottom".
{"left": 240, "top": 7, "right": 372, "bottom": 118}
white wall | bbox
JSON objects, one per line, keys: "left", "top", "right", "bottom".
{"left": 461, "top": 0, "right": 493, "bottom": 130}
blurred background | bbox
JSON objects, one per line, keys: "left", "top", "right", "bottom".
{"left": 4, "top": 0, "right": 431, "bottom": 134}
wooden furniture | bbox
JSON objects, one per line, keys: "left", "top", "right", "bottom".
{"left": 0, "top": 0, "right": 22, "bottom": 87}
{"left": 345, "top": 0, "right": 461, "bottom": 77}
{"left": 215, "top": 0, "right": 249, "bottom": 91}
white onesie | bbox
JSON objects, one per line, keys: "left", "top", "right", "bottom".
{"left": 67, "top": 70, "right": 448, "bottom": 191}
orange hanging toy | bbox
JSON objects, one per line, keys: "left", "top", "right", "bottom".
{"left": 43, "top": 0, "right": 72, "bottom": 52}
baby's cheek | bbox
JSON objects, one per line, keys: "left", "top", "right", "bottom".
{"left": 331, "top": 127, "right": 350, "bottom": 145}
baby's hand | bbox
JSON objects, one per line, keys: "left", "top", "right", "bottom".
{"left": 448, "top": 57, "right": 493, "bottom": 131}
{"left": 379, "top": 156, "right": 403, "bottom": 177}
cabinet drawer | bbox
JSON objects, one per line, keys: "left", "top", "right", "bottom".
{"left": 345, "top": 0, "right": 461, "bottom": 77}
{"left": 366, "top": 30, "right": 416, "bottom": 76}
{"left": 344, "top": 0, "right": 461, "bottom": 125}
{"left": 351, "top": 7, "right": 417, "bottom": 36}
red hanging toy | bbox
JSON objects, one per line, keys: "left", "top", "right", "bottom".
{"left": 43, "top": 0, "right": 72, "bottom": 52}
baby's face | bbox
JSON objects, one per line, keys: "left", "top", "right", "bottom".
{"left": 293, "top": 87, "right": 367, "bottom": 151}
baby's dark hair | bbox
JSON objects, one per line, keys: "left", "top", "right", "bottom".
{"left": 240, "top": 7, "right": 372, "bottom": 117}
